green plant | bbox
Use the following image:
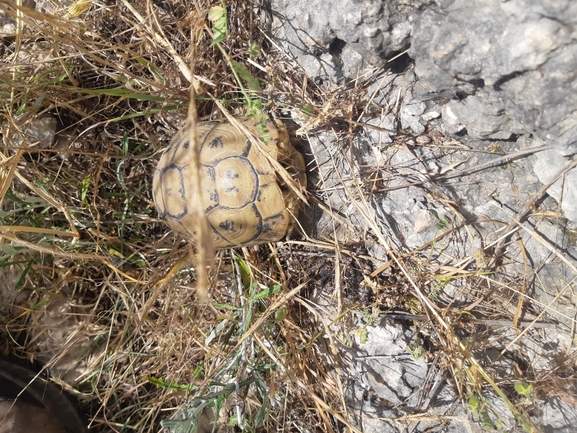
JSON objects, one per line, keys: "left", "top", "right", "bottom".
{"left": 515, "top": 382, "right": 533, "bottom": 400}
{"left": 468, "top": 395, "right": 500, "bottom": 431}
{"left": 208, "top": 1, "right": 268, "bottom": 128}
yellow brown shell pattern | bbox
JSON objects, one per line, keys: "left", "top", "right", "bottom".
{"left": 152, "top": 119, "right": 305, "bottom": 248}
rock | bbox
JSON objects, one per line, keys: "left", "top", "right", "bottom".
{"left": 440, "top": 92, "right": 523, "bottom": 140}
{"left": 410, "top": 0, "right": 577, "bottom": 156}
{"left": 541, "top": 400, "right": 577, "bottom": 433}
{"left": 0, "top": 0, "right": 37, "bottom": 36}
{"left": 272, "top": 0, "right": 577, "bottom": 225}
{"left": 270, "top": 0, "right": 420, "bottom": 83}
{"left": 302, "top": 131, "right": 370, "bottom": 243}
{"left": 531, "top": 147, "right": 577, "bottom": 227}
{"left": 364, "top": 113, "right": 397, "bottom": 144}
{"left": 272, "top": 0, "right": 577, "bottom": 157}
{"left": 0, "top": 9, "right": 17, "bottom": 36}
{"left": 3, "top": 114, "right": 58, "bottom": 148}
{"left": 343, "top": 319, "right": 483, "bottom": 433}
{"left": 268, "top": 1, "right": 577, "bottom": 431}
{"left": 399, "top": 102, "right": 426, "bottom": 134}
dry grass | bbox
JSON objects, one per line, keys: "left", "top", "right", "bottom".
{"left": 1, "top": 1, "right": 576, "bottom": 433}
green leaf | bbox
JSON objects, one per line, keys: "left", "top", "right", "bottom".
{"left": 514, "top": 382, "right": 533, "bottom": 399}
{"left": 1, "top": 244, "right": 18, "bottom": 257}
{"left": 247, "top": 42, "right": 261, "bottom": 58}
{"left": 275, "top": 306, "right": 287, "bottom": 321}
{"left": 436, "top": 218, "right": 448, "bottom": 230}
{"left": 251, "top": 284, "right": 281, "bottom": 300}
{"left": 148, "top": 377, "right": 196, "bottom": 392}
{"left": 468, "top": 395, "right": 480, "bottom": 413}
{"left": 230, "top": 60, "right": 261, "bottom": 91}
{"left": 480, "top": 409, "right": 495, "bottom": 431}
{"left": 300, "top": 105, "right": 314, "bottom": 118}
{"left": 208, "top": 5, "right": 228, "bottom": 45}
{"left": 359, "top": 328, "right": 369, "bottom": 344}
{"left": 133, "top": 57, "right": 165, "bottom": 81}
{"left": 234, "top": 254, "right": 251, "bottom": 289}
{"left": 80, "top": 177, "right": 91, "bottom": 204}
{"left": 77, "top": 88, "right": 169, "bottom": 101}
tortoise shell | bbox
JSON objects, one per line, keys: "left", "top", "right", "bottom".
{"left": 152, "top": 118, "right": 306, "bottom": 248}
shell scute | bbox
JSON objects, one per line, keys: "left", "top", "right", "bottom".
{"left": 152, "top": 118, "right": 306, "bottom": 248}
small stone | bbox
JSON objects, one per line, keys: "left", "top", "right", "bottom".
{"left": 9, "top": 115, "right": 58, "bottom": 148}
{"left": 0, "top": 10, "right": 16, "bottom": 36}
{"left": 416, "top": 135, "right": 431, "bottom": 145}
{"left": 400, "top": 102, "right": 426, "bottom": 134}
{"left": 0, "top": 0, "right": 36, "bottom": 36}
{"left": 421, "top": 110, "right": 441, "bottom": 121}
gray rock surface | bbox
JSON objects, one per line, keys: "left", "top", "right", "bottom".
{"left": 272, "top": 0, "right": 577, "bottom": 216}
{"left": 271, "top": 0, "right": 577, "bottom": 174}
{"left": 0, "top": 0, "right": 36, "bottom": 36}
{"left": 0, "top": 9, "right": 17, "bottom": 36}
{"left": 410, "top": 0, "right": 577, "bottom": 156}
{"left": 270, "top": 0, "right": 420, "bottom": 83}
{"left": 343, "top": 321, "right": 478, "bottom": 433}
{"left": 304, "top": 96, "right": 577, "bottom": 432}
{"left": 531, "top": 146, "right": 577, "bottom": 226}
{"left": 273, "top": 1, "right": 577, "bottom": 432}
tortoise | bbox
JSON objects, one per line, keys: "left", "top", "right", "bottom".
{"left": 152, "top": 118, "right": 306, "bottom": 248}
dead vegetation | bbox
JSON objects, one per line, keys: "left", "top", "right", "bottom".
{"left": 0, "top": 1, "right": 576, "bottom": 433}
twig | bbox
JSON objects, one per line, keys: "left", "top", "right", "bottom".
{"left": 380, "top": 311, "right": 555, "bottom": 329}
{"left": 489, "top": 155, "right": 577, "bottom": 264}
{"left": 432, "top": 145, "right": 551, "bottom": 181}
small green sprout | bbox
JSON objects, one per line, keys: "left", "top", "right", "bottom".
{"left": 514, "top": 382, "right": 533, "bottom": 399}
{"left": 208, "top": 3, "right": 228, "bottom": 45}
